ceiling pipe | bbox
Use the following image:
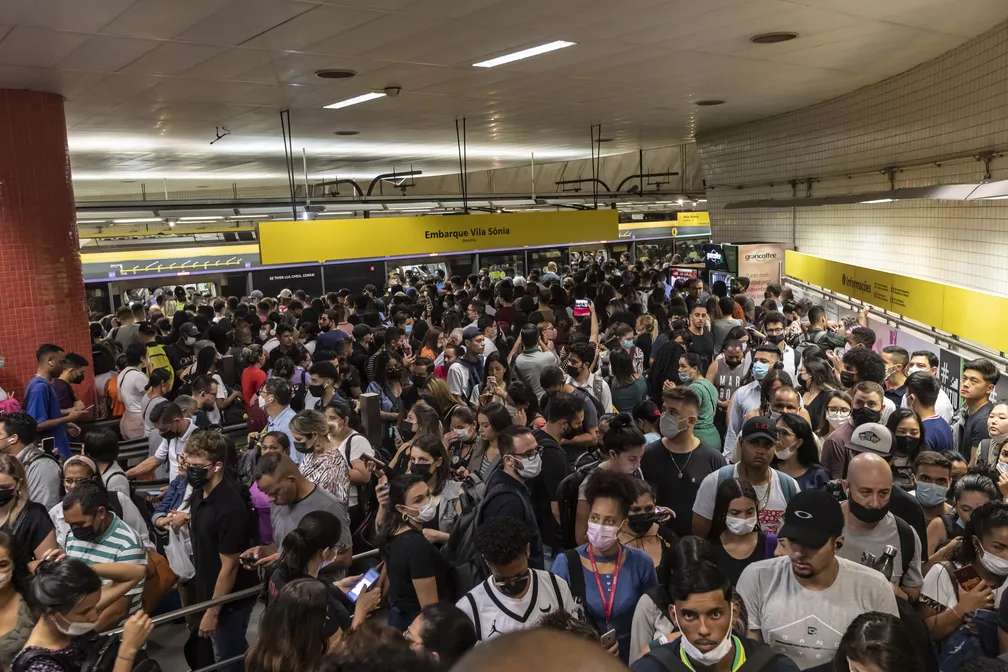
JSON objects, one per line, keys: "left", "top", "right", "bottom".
{"left": 367, "top": 170, "right": 423, "bottom": 196}
{"left": 615, "top": 171, "right": 681, "bottom": 192}
{"left": 314, "top": 179, "right": 364, "bottom": 198}
{"left": 555, "top": 177, "right": 612, "bottom": 192}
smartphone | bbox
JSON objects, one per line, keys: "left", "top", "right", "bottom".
{"left": 600, "top": 629, "right": 617, "bottom": 649}
{"left": 955, "top": 564, "right": 981, "bottom": 591}
{"left": 81, "top": 404, "right": 94, "bottom": 412}
{"left": 362, "top": 454, "right": 394, "bottom": 477}
{"left": 348, "top": 568, "right": 381, "bottom": 602}
{"left": 41, "top": 437, "right": 56, "bottom": 456}
{"left": 574, "top": 299, "right": 590, "bottom": 317}
{"left": 486, "top": 375, "right": 498, "bottom": 389}
{"left": 391, "top": 426, "right": 403, "bottom": 445}
{"left": 145, "top": 490, "right": 162, "bottom": 497}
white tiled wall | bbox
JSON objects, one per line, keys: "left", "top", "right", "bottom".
{"left": 695, "top": 19, "right": 1008, "bottom": 296}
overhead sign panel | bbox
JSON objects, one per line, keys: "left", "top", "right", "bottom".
{"left": 81, "top": 244, "right": 259, "bottom": 282}
{"left": 258, "top": 210, "right": 619, "bottom": 265}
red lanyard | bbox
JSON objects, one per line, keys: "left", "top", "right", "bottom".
{"left": 587, "top": 544, "right": 622, "bottom": 624}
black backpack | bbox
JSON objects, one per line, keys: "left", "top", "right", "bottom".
{"left": 642, "top": 640, "right": 790, "bottom": 672}
{"left": 555, "top": 460, "right": 601, "bottom": 551}
{"left": 13, "top": 635, "right": 161, "bottom": 672}
{"left": 289, "top": 370, "right": 310, "bottom": 412}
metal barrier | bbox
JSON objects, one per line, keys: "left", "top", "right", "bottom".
{"left": 108, "top": 548, "right": 381, "bottom": 637}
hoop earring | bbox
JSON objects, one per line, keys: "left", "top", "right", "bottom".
{"left": 402, "top": 513, "right": 409, "bottom": 522}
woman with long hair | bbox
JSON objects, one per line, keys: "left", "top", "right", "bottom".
{"left": 817, "top": 390, "right": 853, "bottom": 439}
{"left": 405, "top": 435, "right": 461, "bottom": 545}
{"left": 389, "top": 401, "right": 443, "bottom": 474}
{"left": 972, "top": 401, "right": 1008, "bottom": 468}
{"left": 773, "top": 413, "right": 830, "bottom": 491}
{"left": 247, "top": 579, "right": 332, "bottom": 672}
{"left": 420, "top": 326, "right": 442, "bottom": 362}
{"left": 834, "top": 612, "right": 919, "bottom": 672}
{"left": 324, "top": 401, "right": 373, "bottom": 531}
{"left": 633, "top": 399, "right": 662, "bottom": 444}
{"left": 423, "top": 375, "right": 456, "bottom": 424}
{"left": 609, "top": 347, "right": 647, "bottom": 415}
{"left": 0, "top": 531, "right": 33, "bottom": 668}
{"left": 925, "top": 473, "right": 998, "bottom": 562}
{"left": 468, "top": 402, "right": 512, "bottom": 483}
{"left": 378, "top": 474, "right": 447, "bottom": 630}
{"left": 0, "top": 456, "right": 56, "bottom": 570}
{"left": 367, "top": 351, "right": 405, "bottom": 457}
{"left": 478, "top": 352, "right": 510, "bottom": 409}
{"left": 617, "top": 481, "right": 677, "bottom": 572}
{"left": 290, "top": 410, "right": 351, "bottom": 504}
{"left": 886, "top": 408, "right": 926, "bottom": 490}
{"left": 504, "top": 380, "right": 545, "bottom": 429}
{"left": 707, "top": 478, "right": 777, "bottom": 586}
{"left": 799, "top": 356, "right": 839, "bottom": 426}
{"left": 241, "top": 343, "right": 269, "bottom": 406}
{"left": 919, "top": 501, "right": 1008, "bottom": 642}
{"left": 444, "top": 406, "right": 478, "bottom": 472}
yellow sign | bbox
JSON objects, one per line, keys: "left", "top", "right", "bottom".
{"left": 258, "top": 210, "right": 619, "bottom": 265}
{"left": 785, "top": 251, "right": 1008, "bottom": 353}
{"left": 677, "top": 211, "right": 710, "bottom": 225}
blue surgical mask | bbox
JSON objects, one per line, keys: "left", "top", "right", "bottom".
{"left": 404, "top": 324, "right": 413, "bottom": 335}
{"left": 915, "top": 482, "right": 948, "bottom": 508}
{"left": 956, "top": 517, "right": 966, "bottom": 529}
{"left": 679, "top": 372, "right": 691, "bottom": 383}
{"left": 752, "top": 362, "right": 770, "bottom": 380}
{"left": 623, "top": 338, "right": 635, "bottom": 350}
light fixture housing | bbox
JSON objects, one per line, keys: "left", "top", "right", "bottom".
{"left": 694, "top": 100, "right": 725, "bottom": 106}
{"left": 113, "top": 217, "right": 163, "bottom": 223}
{"left": 473, "top": 40, "right": 576, "bottom": 68}
{"left": 323, "top": 92, "right": 387, "bottom": 110}
{"left": 315, "top": 69, "right": 357, "bottom": 80}
{"left": 750, "top": 32, "right": 799, "bottom": 44}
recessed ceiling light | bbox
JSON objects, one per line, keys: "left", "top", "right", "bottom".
{"left": 315, "top": 69, "right": 357, "bottom": 80}
{"left": 860, "top": 198, "right": 896, "bottom": 204}
{"left": 473, "top": 40, "right": 577, "bottom": 68}
{"left": 694, "top": 100, "right": 725, "bottom": 106}
{"left": 334, "top": 130, "right": 360, "bottom": 136}
{"left": 323, "top": 92, "right": 386, "bottom": 110}
{"left": 750, "top": 32, "right": 798, "bottom": 44}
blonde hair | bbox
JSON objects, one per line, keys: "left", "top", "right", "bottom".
{"left": 424, "top": 376, "right": 455, "bottom": 416}
{"left": 290, "top": 409, "right": 329, "bottom": 438}
{"left": 636, "top": 314, "right": 658, "bottom": 340}
{"left": 0, "top": 455, "right": 29, "bottom": 523}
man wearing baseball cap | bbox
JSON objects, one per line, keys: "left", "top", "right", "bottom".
{"left": 693, "top": 417, "right": 800, "bottom": 537}
{"left": 737, "top": 489, "right": 898, "bottom": 670}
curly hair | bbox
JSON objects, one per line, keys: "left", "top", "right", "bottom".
{"left": 474, "top": 516, "right": 530, "bottom": 566}
{"left": 842, "top": 348, "right": 887, "bottom": 386}
{"left": 583, "top": 469, "right": 639, "bottom": 518}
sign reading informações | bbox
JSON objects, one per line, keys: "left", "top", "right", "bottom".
{"left": 258, "top": 210, "right": 618, "bottom": 266}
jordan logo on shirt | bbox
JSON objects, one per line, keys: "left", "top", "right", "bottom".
{"left": 488, "top": 621, "right": 501, "bottom": 637}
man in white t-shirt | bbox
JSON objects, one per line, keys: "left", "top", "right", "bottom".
{"left": 737, "top": 489, "right": 898, "bottom": 670}
{"left": 125, "top": 402, "right": 196, "bottom": 480}
{"left": 457, "top": 516, "right": 577, "bottom": 641}
{"left": 693, "top": 416, "right": 800, "bottom": 537}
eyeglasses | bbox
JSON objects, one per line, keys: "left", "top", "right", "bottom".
{"left": 514, "top": 447, "right": 542, "bottom": 460}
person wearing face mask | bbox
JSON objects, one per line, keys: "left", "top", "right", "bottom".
{"left": 631, "top": 560, "right": 798, "bottom": 672}
{"left": 184, "top": 431, "right": 260, "bottom": 671}
{"left": 619, "top": 482, "right": 678, "bottom": 573}
{"left": 405, "top": 436, "right": 462, "bottom": 546}
{"left": 324, "top": 401, "right": 374, "bottom": 534}
{"left": 706, "top": 339, "right": 750, "bottom": 442}
{"left": 532, "top": 393, "right": 582, "bottom": 558}
{"left": 0, "top": 531, "right": 33, "bottom": 668}
{"left": 566, "top": 341, "right": 613, "bottom": 416}
{"left": 552, "top": 470, "right": 658, "bottom": 662}
{"left": 52, "top": 353, "right": 89, "bottom": 412}
{"left": 481, "top": 426, "right": 546, "bottom": 570}
{"left": 908, "top": 451, "right": 953, "bottom": 532}
{"left": 694, "top": 417, "right": 800, "bottom": 538}
{"left": 821, "top": 381, "right": 887, "bottom": 479}
{"left": 904, "top": 372, "right": 954, "bottom": 454}
{"left": 837, "top": 348, "right": 897, "bottom": 419}
{"left": 972, "top": 401, "right": 1008, "bottom": 468}
{"left": 573, "top": 414, "right": 647, "bottom": 546}
{"left": 380, "top": 474, "right": 450, "bottom": 629}
{"left": 723, "top": 345, "right": 783, "bottom": 460}
{"left": 836, "top": 453, "right": 924, "bottom": 602}
{"left": 817, "top": 390, "right": 852, "bottom": 439}
{"left": 165, "top": 321, "right": 201, "bottom": 382}
{"left": 456, "top": 516, "right": 577, "bottom": 641}
{"left": 900, "top": 351, "right": 955, "bottom": 423}
{"left": 919, "top": 501, "right": 1008, "bottom": 644}
{"left": 772, "top": 413, "right": 830, "bottom": 492}
{"left": 61, "top": 481, "right": 147, "bottom": 630}
{"left": 925, "top": 474, "right": 998, "bottom": 566}
{"left": 290, "top": 410, "right": 351, "bottom": 505}
{"left": 0, "top": 412, "right": 60, "bottom": 511}
{"left": 641, "top": 387, "right": 726, "bottom": 538}
{"left": 707, "top": 479, "right": 777, "bottom": 587}
{"left": 881, "top": 345, "right": 910, "bottom": 408}
{"left": 15, "top": 555, "right": 150, "bottom": 672}
{"left": 445, "top": 406, "right": 479, "bottom": 471}
{"left": 761, "top": 312, "right": 798, "bottom": 381}
{"left": 677, "top": 353, "right": 721, "bottom": 451}
{"left": 885, "top": 407, "right": 926, "bottom": 490}
{"left": 126, "top": 401, "right": 197, "bottom": 479}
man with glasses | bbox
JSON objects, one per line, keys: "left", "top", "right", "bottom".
{"left": 457, "top": 516, "right": 576, "bottom": 641}
{"left": 481, "top": 426, "right": 545, "bottom": 569}
{"left": 761, "top": 312, "right": 797, "bottom": 380}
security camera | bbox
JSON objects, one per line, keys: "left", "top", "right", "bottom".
{"left": 384, "top": 86, "right": 402, "bottom": 97}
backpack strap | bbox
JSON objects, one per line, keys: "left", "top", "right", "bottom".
{"left": 592, "top": 376, "right": 605, "bottom": 411}
{"left": 465, "top": 593, "right": 483, "bottom": 640}
{"left": 547, "top": 571, "right": 562, "bottom": 606}
{"left": 737, "top": 643, "right": 790, "bottom": 671}
{"left": 777, "top": 471, "right": 798, "bottom": 501}
{"left": 939, "top": 561, "right": 960, "bottom": 600}
{"left": 13, "top": 649, "right": 73, "bottom": 672}
{"left": 894, "top": 516, "right": 916, "bottom": 580}
{"left": 642, "top": 643, "right": 690, "bottom": 672}
{"left": 563, "top": 549, "right": 588, "bottom": 614}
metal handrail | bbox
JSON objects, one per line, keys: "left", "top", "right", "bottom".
{"left": 192, "top": 654, "right": 245, "bottom": 672}
{"left": 108, "top": 548, "right": 381, "bottom": 636}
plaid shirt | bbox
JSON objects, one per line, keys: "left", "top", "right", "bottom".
{"left": 299, "top": 446, "right": 351, "bottom": 505}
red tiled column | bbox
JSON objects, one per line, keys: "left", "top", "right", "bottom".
{"left": 0, "top": 90, "right": 93, "bottom": 407}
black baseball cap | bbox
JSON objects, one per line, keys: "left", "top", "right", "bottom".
{"left": 181, "top": 322, "right": 200, "bottom": 338}
{"left": 741, "top": 416, "right": 777, "bottom": 442}
{"left": 778, "top": 489, "right": 845, "bottom": 549}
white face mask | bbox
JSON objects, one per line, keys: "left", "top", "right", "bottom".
{"left": 515, "top": 453, "right": 542, "bottom": 479}
{"left": 978, "top": 541, "right": 1008, "bottom": 576}
{"left": 674, "top": 605, "right": 735, "bottom": 666}
{"left": 257, "top": 395, "right": 268, "bottom": 408}
{"left": 997, "top": 461, "right": 1008, "bottom": 476}
{"left": 0, "top": 570, "right": 12, "bottom": 589}
{"left": 405, "top": 500, "right": 437, "bottom": 524}
{"left": 776, "top": 446, "right": 795, "bottom": 462}
{"left": 826, "top": 410, "right": 850, "bottom": 429}
{"left": 724, "top": 516, "right": 757, "bottom": 535}
{"left": 53, "top": 613, "right": 97, "bottom": 637}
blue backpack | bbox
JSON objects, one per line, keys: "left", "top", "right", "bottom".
{"left": 937, "top": 564, "right": 999, "bottom": 672}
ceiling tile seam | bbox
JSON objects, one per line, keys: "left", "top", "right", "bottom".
{"left": 0, "top": 25, "right": 14, "bottom": 50}
{"left": 235, "top": 4, "right": 326, "bottom": 47}
{"left": 91, "top": 0, "right": 145, "bottom": 39}
{"left": 774, "top": 0, "right": 989, "bottom": 39}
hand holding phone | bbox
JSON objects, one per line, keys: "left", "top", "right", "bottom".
{"left": 600, "top": 628, "right": 617, "bottom": 649}
{"left": 348, "top": 568, "right": 381, "bottom": 602}
{"left": 574, "top": 299, "right": 590, "bottom": 317}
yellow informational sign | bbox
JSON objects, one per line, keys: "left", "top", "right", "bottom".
{"left": 785, "top": 251, "right": 1008, "bottom": 353}
{"left": 677, "top": 211, "right": 711, "bottom": 225}
{"left": 258, "top": 210, "right": 619, "bottom": 265}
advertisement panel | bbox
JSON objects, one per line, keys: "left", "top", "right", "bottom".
{"left": 737, "top": 244, "right": 786, "bottom": 299}
{"left": 259, "top": 210, "right": 618, "bottom": 265}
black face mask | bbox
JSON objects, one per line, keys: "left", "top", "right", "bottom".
{"left": 0, "top": 487, "right": 15, "bottom": 508}
{"left": 186, "top": 465, "right": 212, "bottom": 488}
{"left": 308, "top": 384, "right": 327, "bottom": 398}
{"left": 409, "top": 462, "right": 432, "bottom": 478}
{"left": 387, "top": 367, "right": 402, "bottom": 380}
{"left": 894, "top": 435, "right": 920, "bottom": 456}
{"left": 411, "top": 374, "right": 428, "bottom": 388}
{"left": 839, "top": 371, "right": 856, "bottom": 389}
{"left": 495, "top": 569, "right": 531, "bottom": 598}
{"left": 627, "top": 513, "right": 658, "bottom": 535}
{"left": 320, "top": 324, "right": 331, "bottom": 332}
{"left": 71, "top": 522, "right": 102, "bottom": 542}
{"left": 848, "top": 496, "right": 889, "bottom": 524}
{"left": 851, "top": 407, "right": 882, "bottom": 427}
{"left": 71, "top": 373, "right": 85, "bottom": 384}
{"left": 565, "top": 365, "right": 581, "bottom": 378}
{"left": 293, "top": 440, "right": 312, "bottom": 454}
{"left": 562, "top": 422, "right": 581, "bottom": 440}
{"left": 766, "top": 334, "right": 784, "bottom": 345}
{"left": 399, "top": 425, "right": 416, "bottom": 442}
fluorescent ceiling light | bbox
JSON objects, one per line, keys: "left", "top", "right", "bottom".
{"left": 112, "top": 217, "right": 163, "bottom": 223}
{"left": 179, "top": 216, "right": 224, "bottom": 221}
{"left": 323, "top": 92, "right": 386, "bottom": 110}
{"left": 473, "top": 40, "right": 576, "bottom": 68}
{"left": 982, "top": 195, "right": 1008, "bottom": 201}
{"left": 860, "top": 198, "right": 896, "bottom": 204}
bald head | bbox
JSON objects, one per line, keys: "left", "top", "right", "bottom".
{"left": 452, "top": 630, "right": 624, "bottom": 672}
{"left": 847, "top": 452, "right": 892, "bottom": 488}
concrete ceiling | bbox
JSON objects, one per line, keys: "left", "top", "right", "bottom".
{"left": 0, "top": 0, "right": 1005, "bottom": 196}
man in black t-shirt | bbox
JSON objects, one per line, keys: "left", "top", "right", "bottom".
{"left": 185, "top": 430, "right": 258, "bottom": 672}
{"left": 640, "top": 386, "right": 725, "bottom": 538}
{"left": 530, "top": 393, "right": 581, "bottom": 565}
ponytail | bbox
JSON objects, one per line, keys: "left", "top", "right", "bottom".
{"left": 275, "top": 510, "right": 342, "bottom": 580}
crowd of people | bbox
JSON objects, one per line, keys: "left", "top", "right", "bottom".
{"left": 0, "top": 260, "right": 1006, "bottom": 671}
